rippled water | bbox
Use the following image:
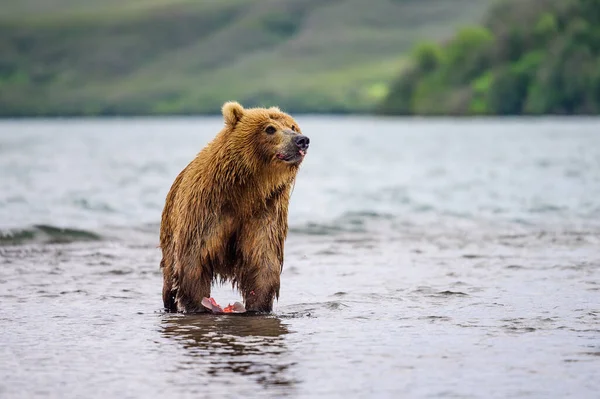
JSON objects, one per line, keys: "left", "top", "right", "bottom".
{"left": 1, "top": 117, "right": 599, "bottom": 398}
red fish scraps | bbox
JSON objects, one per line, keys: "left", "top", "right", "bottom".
{"left": 201, "top": 297, "right": 246, "bottom": 314}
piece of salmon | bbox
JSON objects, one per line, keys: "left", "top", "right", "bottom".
{"left": 201, "top": 297, "right": 246, "bottom": 314}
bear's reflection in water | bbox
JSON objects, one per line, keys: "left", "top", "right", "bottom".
{"left": 161, "top": 314, "right": 296, "bottom": 388}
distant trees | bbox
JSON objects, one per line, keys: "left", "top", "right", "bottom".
{"left": 379, "top": 0, "right": 600, "bottom": 115}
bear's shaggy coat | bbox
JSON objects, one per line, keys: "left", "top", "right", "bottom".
{"left": 160, "top": 102, "right": 307, "bottom": 313}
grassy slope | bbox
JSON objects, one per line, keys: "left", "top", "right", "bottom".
{"left": 0, "top": 0, "right": 495, "bottom": 116}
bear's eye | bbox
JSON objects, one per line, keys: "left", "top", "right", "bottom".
{"left": 291, "top": 125, "right": 296, "bottom": 132}
{"left": 265, "top": 126, "right": 277, "bottom": 135}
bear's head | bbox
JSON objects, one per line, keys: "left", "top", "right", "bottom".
{"left": 220, "top": 101, "right": 310, "bottom": 173}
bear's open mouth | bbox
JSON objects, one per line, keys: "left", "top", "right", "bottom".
{"left": 276, "top": 150, "right": 305, "bottom": 163}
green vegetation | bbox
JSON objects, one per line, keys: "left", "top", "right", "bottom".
{"left": 380, "top": 0, "right": 600, "bottom": 115}
{"left": 0, "top": 0, "right": 494, "bottom": 116}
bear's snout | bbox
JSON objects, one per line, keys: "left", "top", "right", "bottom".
{"left": 293, "top": 135, "right": 310, "bottom": 151}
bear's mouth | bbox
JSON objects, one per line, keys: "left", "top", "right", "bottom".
{"left": 276, "top": 150, "right": 306, "bottom": 163}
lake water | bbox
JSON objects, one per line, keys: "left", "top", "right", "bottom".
{"left": 1, "top": 117, "right": 599, "bottom": 398}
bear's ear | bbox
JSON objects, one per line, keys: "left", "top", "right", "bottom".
{"left": 222, "top": 101, "right": 244, "bottom": 127}
{"left": 269, "top": 106, "right": 281, "bottom": 113}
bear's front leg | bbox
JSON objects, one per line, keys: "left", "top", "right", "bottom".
{"left": 237, "top": 221, "right": 285, "bottom": 313}
{"left": 173, "top": 249, "right": 213, "bottom": 313}
{"left": 241, "top": 268, "right": 280, "bottom": 313}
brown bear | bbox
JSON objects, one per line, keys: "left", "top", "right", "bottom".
{"left": 159, "top": 101, "right": 309, "bottom": 313}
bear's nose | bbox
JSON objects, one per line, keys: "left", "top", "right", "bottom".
{"left": 293, "top": 135, "right": 310, "bottom": 151}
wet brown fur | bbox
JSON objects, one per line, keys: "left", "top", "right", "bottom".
{"left": 160, "top": 101, "right": 304, "bottom": 313}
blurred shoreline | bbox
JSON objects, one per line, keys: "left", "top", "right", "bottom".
{"left": 3, "top": 114, "right": 600, "bottom": 120}
{"left": 2, "top": 0, "right": 598, "bottom": 117}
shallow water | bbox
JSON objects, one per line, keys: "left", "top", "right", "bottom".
{"left": 1, "top": 117, "right": 599, "bottom": 398}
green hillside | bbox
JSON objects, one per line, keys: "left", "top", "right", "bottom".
{"left": 0, "top": 0, "right": 494, "bottom": 116}
{"left": 379, "top": 0, "right": 600, "bottom": 115}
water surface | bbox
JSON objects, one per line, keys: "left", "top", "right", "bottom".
{"left": 1, "top": 117, "right": 599, "bottom": 398}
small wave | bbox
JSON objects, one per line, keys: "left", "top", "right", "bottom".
{"left": 0, "top": 224, "right": 102, "bottom": 246}
{"left": 289, "top": 211, "right": 395, "bottom": 236}
{"left": 437, "top": 290, "right": 468, "bottom": 296}
{"left": 528, "top": 204, "right": 565, "bottom": 214}
{"left": 278, "top": 300, "right": 349, "bottom": 318}
{"left": 72, "top": 198, "right": 116, "bottom": 213}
